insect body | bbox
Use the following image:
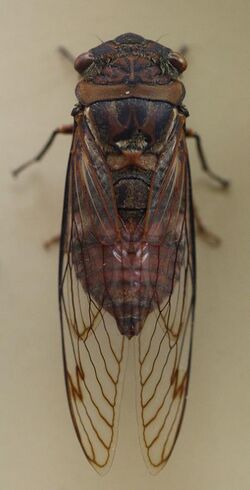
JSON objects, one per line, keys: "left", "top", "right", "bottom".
{"left": 14, "top": 33, "right": 228, "bottom": 475}
{"left": 59, "top": 33, "right": 194, "bottom": 474}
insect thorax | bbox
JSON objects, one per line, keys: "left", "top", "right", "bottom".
{"left": 84, "top": 98, "right": 175, "bottom": 226}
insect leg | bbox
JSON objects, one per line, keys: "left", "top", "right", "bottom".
{"left": 58, "top": 46, "right": 75, "bottom": 66}
{"left": 185, "top": 128, "right": 230, "bottom": 188}
{"left": 194, "top": 204, "right": 221, "bottom": 246}
{"left": 43, "top": 234, "right": 60, "bottom": 249}
{"left": 12, "top": 124, "right": 73, "bottom": 177}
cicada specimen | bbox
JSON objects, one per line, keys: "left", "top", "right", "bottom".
{"left": 14, "top": 33, "right": 229, "bottom": 475}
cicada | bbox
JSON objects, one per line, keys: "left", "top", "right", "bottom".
{"left": 14, "top": 33, "right": 228, "bottom": 474}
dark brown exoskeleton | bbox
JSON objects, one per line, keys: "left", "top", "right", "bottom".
{"left": 14, "top": 33, "right": 229, "bottom": 474}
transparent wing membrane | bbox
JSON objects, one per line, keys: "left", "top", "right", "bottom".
{"left": 135, "top": 162, "right": 195, "bottom": 472}
{"left": 59, "top": 138, "right": 128, "bottom": 473}
{"left": 59, "top": 114, "right": 195, "bottom": 474}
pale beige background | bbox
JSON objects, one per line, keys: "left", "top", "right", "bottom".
{"left": 1, "top": 1, "right": 250, "bottom": 489}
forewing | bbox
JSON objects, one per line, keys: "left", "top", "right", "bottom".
{"left": 59, "top": 125, "right": 128, "bottom": 475}
{"left": 135, "top": 130, "right": 196, "bottom": 473}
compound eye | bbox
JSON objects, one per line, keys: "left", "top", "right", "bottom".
{"left": 168, "top": 51, "right": 187, "bottom": 73}
{"left": 74, "top": 52, "right": 94, "bottom": 73}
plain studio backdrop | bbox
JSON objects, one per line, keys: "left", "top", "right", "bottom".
{"left": 1, "top": 1, "right": 250, "bottom": 489}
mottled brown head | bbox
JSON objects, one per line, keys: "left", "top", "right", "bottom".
{"left": 74, "top": 33, "right": 187, "bottom": 86}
